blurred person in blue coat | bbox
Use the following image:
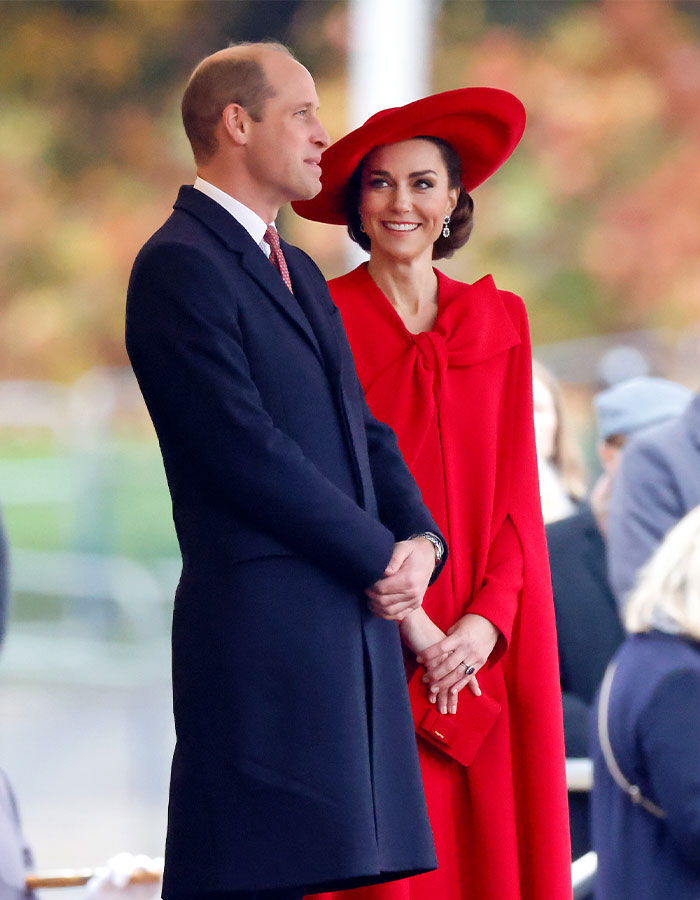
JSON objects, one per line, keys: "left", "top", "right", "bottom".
{"left": 0, "top": 509, "right": 163, "bottom": 899}
{"left": 590, "top": 504, "right": 700, "bottom": 900}
{"left": 547, "top": 375, "right": 690, "bottom": 862}
{"left": 0, "top": 506, "right": 36, "bottom": 900}
{"left": 607, "top": 386, "right": 698, "bottom": 607}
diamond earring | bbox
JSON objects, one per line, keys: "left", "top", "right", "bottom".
{"left": 442, "top": 215, "right": 451, "bottom": 239}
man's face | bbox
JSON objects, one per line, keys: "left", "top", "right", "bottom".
{"left": 244, "top": 52, "right": 330, "bottom": 211}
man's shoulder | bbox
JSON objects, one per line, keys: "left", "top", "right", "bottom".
{"left": 618, "top": 416, "right": 691, "bottom": 485}
{"left": 135, "top": 205, "right": 210, "bottom": 262}
{"left": 129, "top": 203, "right": 238, "bottom": 301}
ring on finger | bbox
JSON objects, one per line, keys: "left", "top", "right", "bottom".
{"left": 461, "top": 661, "right": 476, "bottom": 676}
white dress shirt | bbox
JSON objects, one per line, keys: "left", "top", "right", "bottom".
{"left": 193, "top": 176, "right": 275, "bottom": 258}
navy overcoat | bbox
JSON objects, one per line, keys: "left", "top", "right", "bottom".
{"left": 546, "top": 504, "right": 624, "bottom": 861}
{"left": 126, "top": 187, "right": 441, "bottom": 896}
{"left": 590, "top": 631, "right": 700, "bottom": 899}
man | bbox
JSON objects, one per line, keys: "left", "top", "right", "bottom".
{"left": 126, "top": 43, "right": 444, "bottom": 900}
{"left": 607, "top": 383, "right": 699, "bottom": 607}
{"left": 547, "top": 375, "right": 691, "bottom": 863}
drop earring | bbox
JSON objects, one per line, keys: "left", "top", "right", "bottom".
{"left": 359, "top": 219, "right": 366, "bottom": 233}
{"left": 442, "top": 215, "right": 451, "bottom": 239}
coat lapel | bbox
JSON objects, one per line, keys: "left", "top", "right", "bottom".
{"left": 173, "top": 187, "right": 372, "bottom": 506}
{"left": 284, "top": 242, "right": 374, "bottom": 509}
{"left": 174, "top": 186, "right": 323, "bottom": 363}
{"left": 239, "top": 246, "right": 323, "bottom": 362}
{"left": 283, "top": 242, "right": 342, "bottom": 381}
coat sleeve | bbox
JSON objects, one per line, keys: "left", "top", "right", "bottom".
{"left": 467, "top": 514, "right": 522, "bottom": 650}
{"left": 360, "top": 390, "right": 448, "bottom": 585}
{"left": 607, "top": 437, "right": 682, "bottom": 606}
{"left": 126, "top": 242, "right": 398, "bottom": 591}
{"left": 640, "top": 667, "right": 700, "bottom": 865}
{"left": 301, "top": 251, "right": 447, "bottom": 583}
{"left": 467, "top": 291, "right": 535, "bottom": 660}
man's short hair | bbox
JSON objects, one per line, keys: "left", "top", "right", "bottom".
{"left": 181, "top": 41, "right": 294, "bottom": 164}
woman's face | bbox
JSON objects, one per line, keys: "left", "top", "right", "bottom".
{"left": 358, "top": 138, "right": 459, "bottom": 264}
{"left": 532, "top": 374, "right": 558, "bottom": 462}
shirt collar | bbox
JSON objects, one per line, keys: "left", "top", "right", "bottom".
{"left": 193, "top": 176, "right": 274, "bottom": 256}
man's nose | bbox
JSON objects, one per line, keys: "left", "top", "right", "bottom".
{"left": 313, "top": 117, "right": 331, "bottom": 149}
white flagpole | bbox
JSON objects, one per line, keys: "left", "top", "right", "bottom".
{"left": 346, "top": 0, "right": 435, "bottom": 268}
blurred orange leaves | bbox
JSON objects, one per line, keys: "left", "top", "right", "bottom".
{"left": 1, "top": 0, "right": 699, "bottom": 378}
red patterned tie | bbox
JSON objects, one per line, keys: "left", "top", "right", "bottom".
{"left": 263, "top": 225, "right": 293, "bottom": 294}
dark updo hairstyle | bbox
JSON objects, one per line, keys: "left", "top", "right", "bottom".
{"left": 344, "top": 135, "right": 474, "bottom": 260}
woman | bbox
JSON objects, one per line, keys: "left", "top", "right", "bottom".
{"left": 590, "top": 505, "right": 700, "bottom": 900}
{"left": 294, "top": 89, "right": 570, "bottom": 900}
{"left": 531, "top": 360, "right": 586, "bottom": 524}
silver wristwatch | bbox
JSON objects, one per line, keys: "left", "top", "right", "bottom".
{"left": 409, "top": 531, "right": 444, "bottom": 566}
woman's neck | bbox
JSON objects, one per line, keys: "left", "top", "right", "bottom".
{"left": 367, "top": 251, "right": 439, "bottom": 333}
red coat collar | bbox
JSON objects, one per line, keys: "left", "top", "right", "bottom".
{"left": 335, "top": 264, "right": 521, "bottom": 370}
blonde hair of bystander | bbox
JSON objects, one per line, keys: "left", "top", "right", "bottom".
{"left": 531, "top": 359, "right": 586, "bottom": 502}
{"left": 625, "top": 505, "right": 700, "bottom": 641}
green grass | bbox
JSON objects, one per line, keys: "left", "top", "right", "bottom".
{"left": 0, "top": 433, "right": 179, "bottom": 561}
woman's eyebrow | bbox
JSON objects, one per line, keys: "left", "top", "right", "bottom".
{"left": 367, "top": 169, "right": 438, "bottom": 177}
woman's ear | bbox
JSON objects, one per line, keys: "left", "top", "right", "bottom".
{"left": 447, "top": 186, "right": 460, "bottom": 215}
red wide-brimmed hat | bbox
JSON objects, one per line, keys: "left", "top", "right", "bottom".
{"left": 292, "top": 87, "right": 526, "bottom": 225}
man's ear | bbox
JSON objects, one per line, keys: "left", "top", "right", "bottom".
{"left": 222, "top": 103, "right": 251, "bottom": 146}
{"left": 598, "top": 441, "right": 620, "bottom": 476}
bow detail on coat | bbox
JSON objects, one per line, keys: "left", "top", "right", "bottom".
{"left": 355, "top": 270, "right": 521, "bottom": 467}
{"left": 413, "top": 331, "right": 450, "bottom": 405}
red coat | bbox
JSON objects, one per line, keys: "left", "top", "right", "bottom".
{"left": 308, "top": 265, "right": 571, "bottom": 900}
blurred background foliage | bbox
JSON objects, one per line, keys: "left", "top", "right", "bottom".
{"left": 1, "top": 0, "right": 699, "bottom": 383}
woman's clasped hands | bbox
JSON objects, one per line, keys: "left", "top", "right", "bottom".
{"left": 417, "top": 613, "right": 500, "bottom": 715}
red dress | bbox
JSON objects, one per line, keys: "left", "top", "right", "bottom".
{"left": 308, "top": 265, "right": 571, "bottom": 900}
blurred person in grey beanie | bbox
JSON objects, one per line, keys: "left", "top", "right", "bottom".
{"left": 546, "top": 375, "right": 691, "bottom": 865}
{"left": 592, "top": 377, "right": 692, "bottom": 529}
{"left": 607, "top": 381, "right": 699, "bottom": 608}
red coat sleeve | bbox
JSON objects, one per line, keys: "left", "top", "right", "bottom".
{"left": 467, "top": 514, "right": 523, "bottom": 656}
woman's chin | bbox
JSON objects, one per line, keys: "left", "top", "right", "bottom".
{"left": 372, "top": 240, "right": 432, "bottom": 265}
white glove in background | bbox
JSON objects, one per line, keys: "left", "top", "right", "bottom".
{"left": 86, "top": 852, "right": 164, "bottom": 900}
